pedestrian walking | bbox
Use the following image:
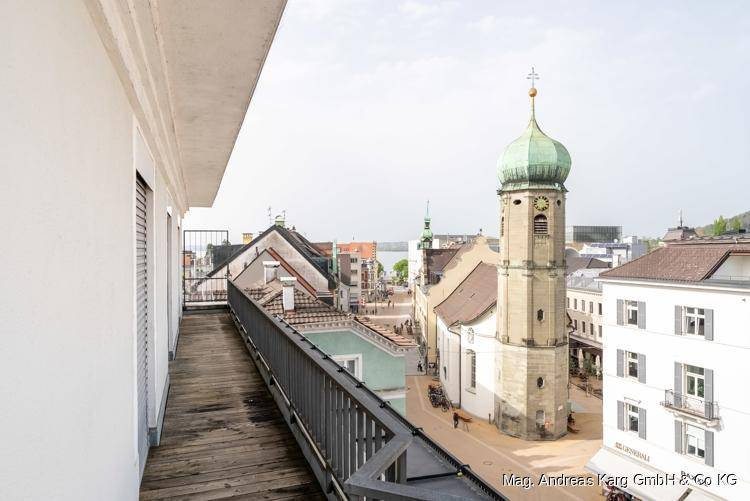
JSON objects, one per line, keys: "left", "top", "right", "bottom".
{"left": 417, "top": 361, "right": 423, "bottom": 373}
{"left": 453, "top": 412, "right": 459, "bottom": 429}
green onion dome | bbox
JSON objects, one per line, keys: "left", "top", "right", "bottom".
{"left": 497, "top": 88, "right": 571, "bottom": 191}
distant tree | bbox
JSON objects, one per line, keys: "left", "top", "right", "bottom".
{"left": 393, "top": 259, "right": 408, "bottom": 283}
{"left": 377, "top": 261, "right": 384, "bottom": 277}
{"left": 730, "top": 217, "right": 742, "bottom": 233}
{"left": 221, "top": 239, "right": 230, "bottom": 245}
{"left": 713, "top": 216, "right": 727, "bottom": 236}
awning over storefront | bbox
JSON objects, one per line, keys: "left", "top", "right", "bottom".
{"left": 585, "top": 448, "right": 720, "bottom": 501}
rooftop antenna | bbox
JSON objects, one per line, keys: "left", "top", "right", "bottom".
{"left": 678, "top": 209, "right": 684, "bottom": 228}
{"left": 267, "top": 206, "right": 272, "bottom": 226}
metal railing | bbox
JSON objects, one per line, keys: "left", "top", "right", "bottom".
{"left": 183, "top": 277, "right": 228, "bottom": 303}
{"left": 228, "top": 281, "right": 505, "bottom": 501}
{"left": 662, "top": 390, "right": 718, "bottom": 421}
{"left": 183, "top": 229, "right": 231, "bottom": 305}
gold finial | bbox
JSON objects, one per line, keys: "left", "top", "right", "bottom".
{"left": 529, "top": 87, "right": 537, "bottom": 97}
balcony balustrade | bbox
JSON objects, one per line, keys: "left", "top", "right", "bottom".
{"left": 662, "top": 390, "right": 718, "bottom": 422}
{"left": 228, "top": 280, "right": 505, "bottom": 500}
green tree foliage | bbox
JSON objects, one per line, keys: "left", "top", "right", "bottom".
{"left": 730, "top": 217, "right": 742, "bottom": 233}
{"left": 713, "top": 216, "right": 727, "bottom": 236}
{"left": 377, "top": 261, "right": 384, "bottom": 277}
{"left": 392, "top": 259, "right": 408, "bottom": 283}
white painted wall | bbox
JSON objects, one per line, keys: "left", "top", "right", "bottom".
{"left": 459, "top": 309, "right": 499, "bottom": 421}
{"left": 600, "top": 280, "right": 750, "bottom": 500}
{"left": 0, "top": 3, "right": 184, "bottom": 498}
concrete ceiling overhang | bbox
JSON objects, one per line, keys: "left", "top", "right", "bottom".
{"left": 86, "top": 0, "right": 286, "bottom": 209}
{"left": 157, "top": 0, "right": 285, "bottom": 206}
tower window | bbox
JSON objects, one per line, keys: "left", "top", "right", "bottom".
{"left": 513, "top": 199, "right": 522, "bottom": 205}
{"left": 537, "top": 309, "right": 544, "bottom": 321}
{"left": 533, "top": 214, "right": 548, "bottom": 234}
{"left": 537, "top": 377, "right": 545, "bottom": 388}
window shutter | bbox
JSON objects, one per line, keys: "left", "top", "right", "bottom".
{"left": 705, "top": 309, "right": 714, "bottom": 341}
{"left": 617, "top": 401, "right": 625, "bottom": 431}
{"left": 705, "top": 430, "right": 714, "bottom": 467}
{"left": 674, "top": 305, "right": 682, "bottom": 335}
{"left": 704, "top": 369, "right": 714, "bottom": 419}
{"left": 638, "top": 353, "right": 646, "bottom": 384}
{"left": 638, "top": 408, "right": 647, "bottom": 439}
{"left": 674, "top": 362, "right": 683, "bottom": 407}
{"left": 674, "top": 420, "right": 683, "bottom": 453}
{"left": 637, "top": 301, "right": 646, "bottom": 329}
{"left": 616, "top": 349, "right": 624, "bottom": 378}
{"left": 616, "top": 299, "right": 624, "bottom": 325}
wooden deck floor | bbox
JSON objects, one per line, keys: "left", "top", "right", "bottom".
{"left": 140, "top": 311, "right": 324, "bottom": 500}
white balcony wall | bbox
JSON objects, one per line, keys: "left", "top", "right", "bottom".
{"left": 1, "top": 3, "right": 183, "bottom": 499}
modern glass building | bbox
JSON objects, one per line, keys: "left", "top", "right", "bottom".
{"left": 566, "top": 225, "right": 622, "bottom": 243}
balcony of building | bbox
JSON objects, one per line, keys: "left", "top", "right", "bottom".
{"left": 141, "top": 283, "right": 505, "bottom": 500}
{"left": 140, "top": 311, "right": 324, "bottom": 499}
{"left": 661, "top": 390, "right": 719, "bottom": 423}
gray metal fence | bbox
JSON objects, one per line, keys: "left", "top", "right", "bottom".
{"left": 228, "top": 281, "right": 506, "bottom": 501}
{"left": 183, "top": 230, "right": 231, "bottom": 306}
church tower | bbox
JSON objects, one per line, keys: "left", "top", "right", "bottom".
{"left": 418, "top": 202, "right": 433, "bottom": 286}
{"left": 496, "top": 71, "right": 570, "bottom": 440}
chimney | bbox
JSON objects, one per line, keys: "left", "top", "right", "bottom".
{"left": 262, "top": 261, "right": 280, "bottom": 284}
{"left": 242, "top": 232, "right": 254, "bottom": 245}
{"left": 280, "top": 277, "right": 297, "bottom": 311}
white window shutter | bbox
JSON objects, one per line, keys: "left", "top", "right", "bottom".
{"left": 638, "top": 408, "right": 647, "bottom": 439}
{"left": 705, "top": 309, "right": 714, "bottom": 341}
{"left": 674, "top": 305, "right": 682, "bottom": 335}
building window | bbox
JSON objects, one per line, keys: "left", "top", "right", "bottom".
{"left": 685, "top": 307, "right": 706, "bottom": 336}
{"left": 501, "top": 216, "right": 505, "bottom": 236}
{"left": 574, "top": 298, "right": 578, "bottom": 310}
{"left": 598, "top": 303, "right": 603, "bottom": 315}
{"left": 590, "top": 323, "right": 594, "bottom": 336}
{"left": 333, "top": 354, "right": 362, "bottom": 379}
{"left": 598, "top": 325, "right": 602, "bottom": 338}
{"left": 627, "top": 351, "right": 639, "bottom": 379}
{"left": 537, "top": 309, "right": 544, "bottom": 322}
{"left": 582, "top": 321, "right": 587, "bottom": 333}
{"left": 533, "top": 214, "right": 548, "bottom": 234}
{"left": 685, "top": 424, "right": 706, "bottom": 459}
{"left": 627, "top": 404, "right": 640, "bottom": 434}
{"left": 589, "top": 301, "right": 594, "bottom": 314}
{"left": 686, "top": 365, "right": 705, "bottom": 399}
{"left": 567, "top": 297, "right": 570, "bottom": 308}
{"left": 468, "top": 350, "right": 476, "bottom": 390}
{"left": 573, "top": 319, "right": 578, "bottom": 330}
{"left": 537, "top": 377, "right": 545, "bottom": 388}
{"left": 626, "top": 300, "right": 639, "bottom": 326}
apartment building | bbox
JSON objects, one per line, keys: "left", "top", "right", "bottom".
{"left": 587, "top": 239, "right": 750, "bottom": 500}
{"left": 567, "top": 269, "right": 605, "bottom": 373}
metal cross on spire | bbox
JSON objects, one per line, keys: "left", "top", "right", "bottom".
{"left": 527, "top": 67, "right": 540, "bottom": 88}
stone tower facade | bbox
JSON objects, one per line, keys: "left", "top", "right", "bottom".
{"left": 495, "top": 84, "right": 570, "bottom": 440}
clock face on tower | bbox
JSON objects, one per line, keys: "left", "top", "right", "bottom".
{"left": 533, "top": 196, "right": 550, "bottom": 211}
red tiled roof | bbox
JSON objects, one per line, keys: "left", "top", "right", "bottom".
{"left": 243, "top": 282, "right": 415, "bottom": 347}
{"left": 434, "top": 262, "right": 497, "bottom": 326}
{"left": 599, "top": 241, "right": 750, "bottom": 282}
{"left": 354, "top": 317, "right": 417, "bottom": 347}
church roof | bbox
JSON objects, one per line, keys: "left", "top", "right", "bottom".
{"left": 498, "top": 88, "right": 571, "bottom": 191}
{"left": 434, "top": 262, "right": 498, "bottom": 327}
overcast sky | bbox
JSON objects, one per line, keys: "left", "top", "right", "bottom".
{"left": 184, "top": 0, "right": 749, "bottom": 244}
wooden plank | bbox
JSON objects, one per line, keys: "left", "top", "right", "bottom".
{"left": 139, "top": 312, "right": 321, "bottom": 500}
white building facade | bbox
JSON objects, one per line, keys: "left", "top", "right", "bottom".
{"left": 588, "top": 241, "right": 750, "bottom": 500}
{"left": 1, "top": 2, "right": 284, "bottom": 499}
